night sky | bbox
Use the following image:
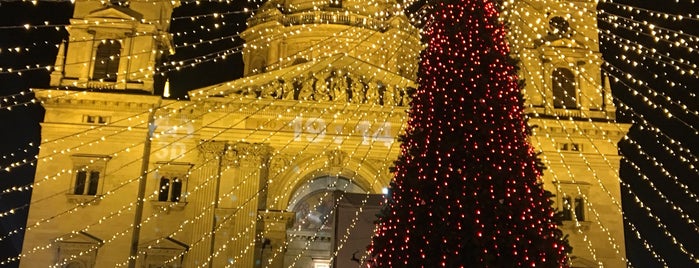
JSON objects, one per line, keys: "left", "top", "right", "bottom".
{"left": 0, "top": 0, "right": 697, "bottom": 267}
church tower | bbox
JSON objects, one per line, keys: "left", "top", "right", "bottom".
{"left": 21, "top": 0, "right": 179, "bottom": 267}
{"left": 504, "top": 0, "right": 630, "bottom": 266}
{"left": 49, "top": 0, "right": 177, "bottom": 93}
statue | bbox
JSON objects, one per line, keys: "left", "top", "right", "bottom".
{"left": 365, "top": 81, "right": 379, "bottom": 104}
{"left": 383, "top": 85, "right": 396, "bottom": 106}
{"left": 400, "top": 87, "right": 411, "bottom": 106}
{"left": 315, "top": 72, "right": 332, "bottom": 101}
{"left": 260, "top": 80, "right": 278, "bottom": 99}
{"left": 332, "top": 72, "right": 348, "bottom": 102}
{"left": 351, "top": 78, "right": 365, "bottom": 104}
{"left": 298, "top": 76, "right": 315, "bottom": 100}
{"left": 282, "top": 80, "right": 296, "bottom": 100}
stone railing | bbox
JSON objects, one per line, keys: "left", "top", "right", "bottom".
{"left": 86, "top": 81, "right": 117, "bottom": 90}
{"left": 552, "top": 108, "right": 583, "bottom": 118}
{"left": 526, "top": 106, "right": 614, "bottom": 120}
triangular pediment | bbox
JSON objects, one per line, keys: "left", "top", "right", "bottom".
{"left": 547, "top": 37, "right": 585, "bottom": 49}
{"left": 139, "top": 237, "right": 188, "bottom": 254}
{"left": 55, "top": 231, "right": 103, "bottom": 246}
{"left": 191, "top": 54, "right": 416, "bottom": 106}
{"left": 86, "top": 6, "right": 143, "bottom": 21}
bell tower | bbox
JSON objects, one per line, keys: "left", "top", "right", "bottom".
{"left": 507, "top": 0, "right": 615, "bottom": 119}
{"left": 20, "top": 1, "right": 179, "bottom": 267}
{"left": 505, "top": 0, "right": 630, "bottom": 266}
{"left": 50, "top": 0, "right": 178, "bottom": 93}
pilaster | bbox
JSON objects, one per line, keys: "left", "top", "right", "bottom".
{"left": 185, "top": 141, "right": 227, "bottom": 267}
{"left": 216, "top": 142, "right": 272, "bottom": 267}
{"left": 259, "top": 211, "right": 294, "bottom": 268}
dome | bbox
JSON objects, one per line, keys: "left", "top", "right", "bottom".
{"left": 240, "top": 0, "right": 421, "bottom": 78}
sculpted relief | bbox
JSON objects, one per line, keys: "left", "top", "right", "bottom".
{"left": 238, "top": 69, "right": 413, "bottom": 106}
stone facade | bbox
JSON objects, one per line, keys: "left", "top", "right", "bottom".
{"left": 21, "top": 0, "right": 629, "bottom": 267}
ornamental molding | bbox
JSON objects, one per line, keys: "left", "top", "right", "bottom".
{"left": 325, "top": 149, "right": 347, "bottom": 168}
{"left": 270, "top": 153, "right": 293, "bottom": 175}
{"left": 202, "top": 97, "right": 409, "bottom": 122}
{"left": 34, "top": 89, "right": 161, "bottom": 111}
{"left": 198, "top": 141, "right": 272, "bottom": 167}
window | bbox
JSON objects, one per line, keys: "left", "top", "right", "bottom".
{"left": 559, "top": 142, "right": 581, "bottom": 152}
{"left": 109, "top": 0, "right": 129, "bottom": 6}
{"left": 574, "top": 197, "right": 585, "bottom": 221}
{"left": 552, "top": 68, "right": 577, "bottom": 109}
{"left": 74, "top": 170, "right": 100, "bottom": 195}
{"left": 84, "top": 115, "right": 110, "bottom": 124}
{"left": 158, "top": 176, "right": 183, "bottom": 202}
{"left": 549, "top": 16, "right": 570, "bottom": 36}
{"left": 93, "top": 40, "right": 121, "bottom": 81}
{"left": 70, "top": 155, "right": 110, "bottom": 198}
{"left": 152, "top": 162, "right": 192, "bottom": 207}
{"left": 561, "top": 195, "right": 585, "bottom": 221}
{"left": 329, "top": 0, "right": 342, "bottom": 8}
{"left": 561, "top": 196, "right": 572, "bottom": 220}
{"left": 557, "top": 181, "right": 590, "bottom": 222}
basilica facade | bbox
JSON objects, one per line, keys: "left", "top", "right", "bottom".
{"left": 20, "top": 0, "right": 629, "bottom": 267}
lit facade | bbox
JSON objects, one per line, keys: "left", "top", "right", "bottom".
{"left": 20, "top": 0, "right": 628, "bottom": 267}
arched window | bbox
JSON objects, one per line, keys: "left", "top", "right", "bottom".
{"left": 93, "top": 40, "right": 121, "bottom": 81}
{"left": 552, "top": 67, "right": 577, "bottom": 109}
{"left": 288, "top": 177, "right": 364, "bottom": 232}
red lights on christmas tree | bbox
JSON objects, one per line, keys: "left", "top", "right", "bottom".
{"left": 369, "top": 0, "right": 571, "bottom": 266}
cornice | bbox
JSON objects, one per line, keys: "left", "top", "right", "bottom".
{"left": 34, "top": 89, "right": 161, "bottom": 112}
{"left": 202, "top": 97, "right": 409, "bottom": 122}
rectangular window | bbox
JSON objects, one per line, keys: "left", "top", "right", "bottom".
{"left": 561, "top": 196, "right": 572, "bottom": 221}
{"left": 84, "top": 115, "right": 110, "bottom": 124}
{"left": 171, "top": 179, "right": 182, "bottom": 202}
{"left": 70, "top": 154, "right": 110, "bottom": 198}
{"left": 558, "top": 143, "right": 581, "bottom": 152}
{"left": 561, "top": 196, "right": 585, "bottom": 221}
{"left": 329, "top": 0, "right": 341, "bottom": 8}
{"left": 152, "top": 162, "right": 192, "bottom": 206}
{"left": 158, "top": 177, "right": 183, "bottom": 202}
{"left": 88, "top": 171, "right": 100, "bottom": 195}
{"left": 74, "top": 171, "right": 87, "bottom": 195}
{"left": 73, "top": 170, "right": 100, "bottom": 196}
{"left": 574, "top": 197, "right": 585, "bottom": 221}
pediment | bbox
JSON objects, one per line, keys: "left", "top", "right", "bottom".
{"left": 569, "top": 256, "right": 596, "bottom": 267}
{"left": 139, "top": 237, "right": 188, "bottom": 253}
{"left": 55, "top": 231, "right": 103, "bottom": 246}
{"left": 546, "top": 37, "right": 585, "bottom": 49}
{"left": 86, "top": 6, "right": 143, "bottom": 21}
{"left": 192, "top": 54, "right": 416, "bottom": 106}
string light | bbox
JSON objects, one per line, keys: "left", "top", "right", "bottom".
{"left": 1, "top": 0, "right": 696, "bottom": 266}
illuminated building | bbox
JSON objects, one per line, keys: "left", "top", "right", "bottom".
{"left": 20, "top": 0, "right": 628, "bottom": 267}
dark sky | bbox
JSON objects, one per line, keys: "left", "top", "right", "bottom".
{"left": 0, "top": 0, "right": 697, "bottom": 267}
{"left": 598, "top": 1, "right": 699, "bottom": 267}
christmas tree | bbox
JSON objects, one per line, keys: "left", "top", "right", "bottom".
{"left": 369, "top": 0, "right": 570, "bottom": 266}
